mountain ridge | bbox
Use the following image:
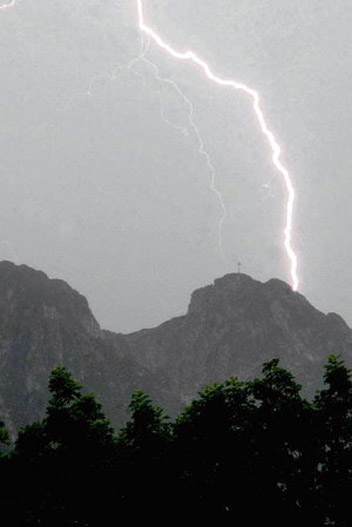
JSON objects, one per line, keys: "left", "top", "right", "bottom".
{"left": 120, "top": 271, "right": 352, "bottom": 405}
{"left": 0, "top": 261, "right": 351, "bottom": 434}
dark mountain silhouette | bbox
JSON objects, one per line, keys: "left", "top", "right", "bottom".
{"left": 122, "top": 273, "right": 352, "bottom": 400}
{"left": 0, "top": 261, "right": 351, "bottom": 434}
{"left": 0, "top": 261, "right": 169, "bottom": 435}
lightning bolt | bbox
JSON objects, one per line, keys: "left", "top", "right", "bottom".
{"left": 137, "top": 0, "right": 299, "bottom": 291}
{"left": 0, "top": 0, "right": 16, "bottom": 9}
{"left": 130, "top": 39, "right": 227, "bottom": 260}
{"left": 61, "top": 32, "right": 228, "bottom": 260}
{"left": 0, "top": 0, "right": 299, "bottom": 290}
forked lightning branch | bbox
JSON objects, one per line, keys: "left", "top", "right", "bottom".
{"left": 0, "top": 0, "right": 300, "bottom": 291}
{"left": 136, "top": 0, "right": 299, "bottom": 291}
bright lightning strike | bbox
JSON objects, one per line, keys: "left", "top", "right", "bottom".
{"left": 137, "top": 0, "right": 299, "bottom": 291}
{"left": 0, "top": 0, "right": 16, "bottom": 9}
{"left": 0, "top": 0, "right": 299, "bottom": 289}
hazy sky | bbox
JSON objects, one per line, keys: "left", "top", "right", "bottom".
{"left": 1, "top": 0, "right": 352, "bottom": 332}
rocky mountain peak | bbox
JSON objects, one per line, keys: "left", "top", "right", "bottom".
{"left": 0, "top": 261, "right": 100, "bottom": 337}
{"left": 188, "top": 273, "right": 259, "bottom": 314}
{"left": 187, "top": 273, "right": 312, "bottom": 328}
{"left": 1, "top": 262, "right": 352, "bottom": 436}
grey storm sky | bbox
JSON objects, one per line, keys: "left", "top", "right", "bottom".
{"left": 0, "top": 0, "right": 352, "bottom": 332}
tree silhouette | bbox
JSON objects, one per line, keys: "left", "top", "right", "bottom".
{"left": 117, "top": 390, "right": 172, "bottom": 520}
{"left": 314, "top": 355, "right": 352, "bottom": 526}
{"left": 1, "top": 356, "right": 351, "bottom": 525}
{"left": 13, "top": 366, "right": 117, "bottom": 526}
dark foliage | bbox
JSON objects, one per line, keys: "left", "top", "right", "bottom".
{"left": 0, "top": 356, "right": 351, "bottom": 525}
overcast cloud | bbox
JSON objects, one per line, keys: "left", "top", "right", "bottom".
{"left": 0, "top": 0, "right": 352, "bottom": 332}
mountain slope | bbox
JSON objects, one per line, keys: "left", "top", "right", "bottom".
{"left": 122, "top": 273, "right": 352, "bottom": 404}
{"left": 0, "top": 262, "right": 352, "bottom": 434}
{"left": 0, "top": 261, "right": 171, "bottom": 435}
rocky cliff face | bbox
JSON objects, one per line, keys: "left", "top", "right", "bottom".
{"left": 123, "top": 273, "right": 352, "bottom": 405}
{"left": 0, "top": 261, "right": 169, "bottom": 435}
{"left": 1, "top": 262, "right": 352, "bottom": 435}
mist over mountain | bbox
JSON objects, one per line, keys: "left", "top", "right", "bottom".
{"left": 0, "top": 260, "right": 351, "bottom": 435}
